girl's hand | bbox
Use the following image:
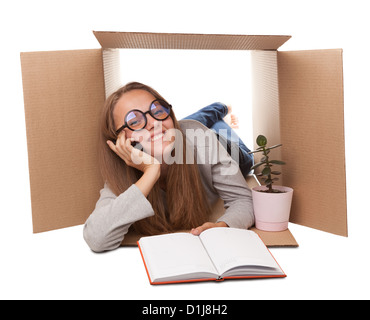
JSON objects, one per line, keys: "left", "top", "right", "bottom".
{"left": 107, "top": 131, "right": 160, "bottom": 173}
{"left": 190, "top": 221, "right": 228, "bottom": 236}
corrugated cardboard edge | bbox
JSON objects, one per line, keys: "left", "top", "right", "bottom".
{"left": 93, "top": 31, "right": 291, "bottom": 50}
{"left": 251, "top": 51, "right": 282, "bottom": 175}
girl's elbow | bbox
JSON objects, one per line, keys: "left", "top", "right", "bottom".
{"left": 83, "top": 224, "right": 120, "bottom": 253}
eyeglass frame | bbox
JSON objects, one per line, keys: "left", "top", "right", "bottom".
{"left": 115, "top": 99, "right": 172, "bottom": 135}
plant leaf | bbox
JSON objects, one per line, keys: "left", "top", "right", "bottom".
{"left": 250, "top": 162, "right": 264, "bottom": 170}
{"left": 269, "top": 160, "right": 286, "bottom": 165}
{"left": 262, "top": 167, "right": 271, "bottom": 176}
{"left": 271, "top": 171, "right": 281, "bottom": 175}
{"left": 265, "top": 178, "right": 273, "bottom": 185}
{"left": 256, "top": 135, "right": 267, "bottom": 147}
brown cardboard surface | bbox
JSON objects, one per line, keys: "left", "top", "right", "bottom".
{"left": 21, "top": 49, "right": 105, "bottom": 233}
{"left": 122, "top": 228, "right": 298, "bottom": 248}
{"left": 250, "top": 228, "right": 298, "bottom": 247}
{"left": 93, "top": 31, "right": 291, "bottom": 50}
{"left": 278, "top": 49, "right": 347, "bottom": 236}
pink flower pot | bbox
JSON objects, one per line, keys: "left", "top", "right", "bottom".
{"left": 252, "top": 185, "right": 294, "bottom": 232}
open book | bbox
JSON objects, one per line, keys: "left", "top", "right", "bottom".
{"left": 137, "top": 227, "right": 286, "bottom": 285}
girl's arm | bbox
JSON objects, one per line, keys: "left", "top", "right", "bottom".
{"left": 83, "top": 183, "right": 155, "bottom": 252}
{"left": 83, "top": 131, "right": 160, "bottom": 252}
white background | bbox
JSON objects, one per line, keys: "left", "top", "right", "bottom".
{"left": 1, "top": 0, "right": 369, "bottom": 300}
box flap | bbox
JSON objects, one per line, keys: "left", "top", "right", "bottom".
{"left": 278, "top": 49, "right": 347, "bottom": 236}
{"left": 93, "top": 31, "right": 291, "bottom": 50}
{"left": 21, "top": 49, "right": 105, "bottom": 233}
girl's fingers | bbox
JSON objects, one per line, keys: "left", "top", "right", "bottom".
{"left": 190, "top": 222, "right": 214, "bottom": 236}
{"left": 125, "top": 136, "right": 134, "bottom": 151}
{"left": 116, "top": 130, "right": 126, "bottom": 150}
{"left": 106, "top": 140, "right": 117, "bottom": 152}
{"left": 116, "top": 131, "right": 131, "bottom": 157}
{"left": 106, "top": 131, "right": 130, "bottom": 161}
{"left": 190, "top": 221, "right": 228, "bottom": 236}
{"left": 107, "top": 130, "right": 158, "bottom": 171}
{"left": 109, "top": 131, "right": 141, "bottom": 166}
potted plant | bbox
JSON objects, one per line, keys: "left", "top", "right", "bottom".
{"left": 248, "top": 135, "right": 293, "bottom": 232}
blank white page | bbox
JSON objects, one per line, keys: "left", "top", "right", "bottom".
{"left": 199, "top": 228, "right": 281, "bottom": 276}
{"left": 139, "top": 233, "right": 218, "bottom": 282}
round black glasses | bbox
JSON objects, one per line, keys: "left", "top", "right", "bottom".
{"left": 115, "top": 99, "right": 172, "bottom": 134}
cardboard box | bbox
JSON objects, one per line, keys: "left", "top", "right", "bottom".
{"left": 20, "top": 31, "right": 347, "bottom": 246}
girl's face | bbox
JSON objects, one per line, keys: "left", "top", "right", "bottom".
{"left": 113, "top": 89, "right": 175, "bottom": 158}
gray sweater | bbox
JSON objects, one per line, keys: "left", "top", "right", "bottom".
{"left": 83, "top": 120, "right": 254, "bottom": 252}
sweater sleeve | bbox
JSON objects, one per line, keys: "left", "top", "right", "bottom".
{"left": 180, "top": 119, "right": 255, "bottom": 230}
{"left": 210, "top": 136, "right": 255, "bottom": 229}
{"left": 83, "top": 184, "right": 154, "bottom": 252}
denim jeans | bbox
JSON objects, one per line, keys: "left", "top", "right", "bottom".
{"left": 183, "top": 102, "right": 254, "bottom": 178}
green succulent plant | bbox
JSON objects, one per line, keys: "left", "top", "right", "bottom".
{"left": 249, "top": 135, "right": 286, "bottom": 193}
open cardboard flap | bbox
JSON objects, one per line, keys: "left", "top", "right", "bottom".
{"left": 20, "top": 31, "right": 346, "bottom": 248}
{"left": 278, "top": 49, "right": 347, "bottom": 236}
{"left": 21, "top": 49, "right": 105, "bottom": 232}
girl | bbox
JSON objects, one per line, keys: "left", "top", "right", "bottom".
{"left": 83, "top": 82, "right": 254, "bottom": 252}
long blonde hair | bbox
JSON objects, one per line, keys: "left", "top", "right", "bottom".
{"left": 99, "top": 82, "right": 211, "bottom": 235}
